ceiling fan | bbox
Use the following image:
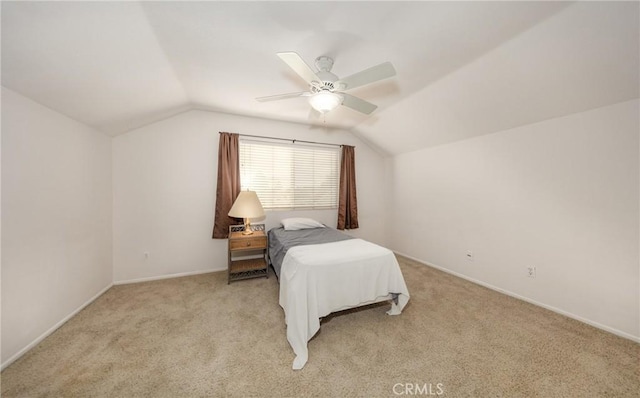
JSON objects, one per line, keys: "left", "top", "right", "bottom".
{"left": 256, "top": 52, "right": 396, "bottom": 115}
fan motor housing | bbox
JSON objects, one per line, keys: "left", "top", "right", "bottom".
{"left": 315, "top": 56, "right": 333, "bottom": 71}
{"left": 310, "top": 81, "right": 335, "bottom": 94}
{"left": 315, "top": 56, "right": 338, "bottom": 84}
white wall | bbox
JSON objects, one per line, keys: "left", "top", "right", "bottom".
{"left": 387, "top": 99, "right": 640, "bottom": 340}
{"left": 1, "top": 88, "right": 113, "bottom": 367}
{"left": 112, "top": 110, "right": 387, "bottom": 283}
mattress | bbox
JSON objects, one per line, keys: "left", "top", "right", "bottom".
{"left": 279, "top": 238, "right": 410, "bottom": 369}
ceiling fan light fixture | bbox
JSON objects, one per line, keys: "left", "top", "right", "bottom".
{"left": 309, "top": 91, "right": 342, "bottom": 113}
{"left": 258, "top": 52, "right": 396, "bottom": 115}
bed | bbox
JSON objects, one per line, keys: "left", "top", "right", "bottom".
{"left": 268, "top": 219, "right": 410, "bottom": 370}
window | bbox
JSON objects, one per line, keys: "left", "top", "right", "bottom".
{"left": 239, "top": 139, "right": 340, "bottom": 210}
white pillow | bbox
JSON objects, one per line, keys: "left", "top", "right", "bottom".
{"left": 281, "top": 217, "right": 325, "bottom": 231}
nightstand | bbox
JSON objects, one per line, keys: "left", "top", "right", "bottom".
{"left": 227, "top": 226, "right": 268, "bottom": 284}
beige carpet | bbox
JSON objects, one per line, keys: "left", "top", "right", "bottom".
{"left": 2, "top": 256, "right": 639, "bottom": 397}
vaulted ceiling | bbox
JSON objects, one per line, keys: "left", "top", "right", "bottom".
{"left": 2, "top": 1, "right": 638, "bottom": 155}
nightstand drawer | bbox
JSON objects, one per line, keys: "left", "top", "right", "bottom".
{"left": 229, "top": 236, "right": 267, "bottom": 250}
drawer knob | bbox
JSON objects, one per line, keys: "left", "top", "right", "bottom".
{"left": 246, "top": 241, "right": 250, "bottom": 246}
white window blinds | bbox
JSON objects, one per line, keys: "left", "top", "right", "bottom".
{"left": 239, "top": 139, "right": 340, "bottom": 210}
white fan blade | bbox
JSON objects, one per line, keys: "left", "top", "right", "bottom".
{"left": 341, "top": 93, "right": 378, "bottom": 114}
{"left": 256, "top": 92, "right": 310, "bottom": 102}
{"left": 277, "top": 52, "right": 321, "bottom": 85}
{"left": 336, "top": 62, "right": 396, "bottom": 91}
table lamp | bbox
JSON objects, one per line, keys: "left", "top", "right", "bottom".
{"left": 228, "top": 190, "right": 265, "bottom": 235}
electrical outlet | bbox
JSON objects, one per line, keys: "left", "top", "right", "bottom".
{"left": 527, "top": 266, "right": 536, "bottom": 278}
{"left": 466, "top": 250, "right": 473, "bottom": 261}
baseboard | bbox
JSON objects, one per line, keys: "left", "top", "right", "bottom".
{"left": 113, "top": 268, "right": 225, "bottom": 285}
{"left": 394, "top": 251, "right": 640, "bottom": 344}
{"left": 1, "top": 283, "right": 113, "bottom": 371}
{"left": 2, "top": 269, "right": 227, "bottom": 370}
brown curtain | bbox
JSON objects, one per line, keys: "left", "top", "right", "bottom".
{"left": 337, "top": 145, "right": 359, "bottom": 230}
{"left": 212, "top": 132, "right": 241, "bottom": 239}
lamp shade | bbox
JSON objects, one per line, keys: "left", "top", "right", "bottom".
{"left": 228, "top": 191, "right": 265, "bottom": 219}
{"left": 309, "top": 91, "right": 343, "bottom": 113}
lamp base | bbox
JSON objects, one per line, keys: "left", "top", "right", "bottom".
{"left": 242, "top": 218, "right": 254, "bottom": 235}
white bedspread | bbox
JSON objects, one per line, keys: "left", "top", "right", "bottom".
{"left": 279, "top": 238, "right": 410, "bottom": 370}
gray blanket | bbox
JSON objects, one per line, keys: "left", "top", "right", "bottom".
{"left": 268, "top": 226, "right": 354, "bottom": 279}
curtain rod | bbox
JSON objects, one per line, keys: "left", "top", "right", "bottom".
{"left": 220, "top": 132, "right": 349, "bottom": 148}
